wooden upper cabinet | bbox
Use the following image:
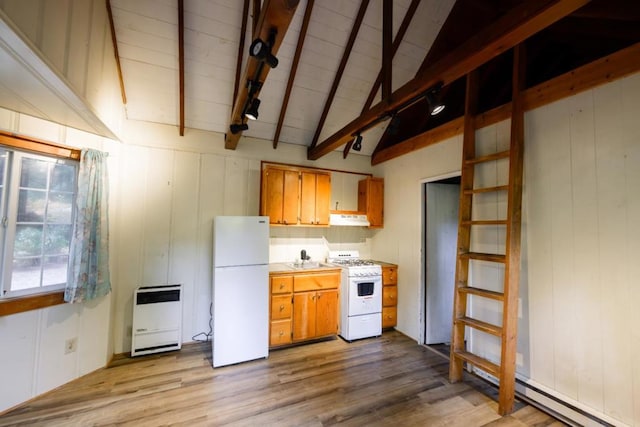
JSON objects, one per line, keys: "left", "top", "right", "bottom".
{"left": 300, "top": 171, "right": 331, "bottom": 225}
{"left": 261, "top": 165, "right": 331, "bottom": 227}
{"left": 262, "top": 167, "right": 299, "bottom": 225}
{"left": 358, "top": 177, "right": 384, "bottom": 228}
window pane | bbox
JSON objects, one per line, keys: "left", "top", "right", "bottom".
{"left": 50, "top": 163, "right": 75, "bottom": 192}
{"left": 11, "top": 257, "right": 42, "bottom": 291}
{"left": 42, "top": 255, "right": 68, "bottom": 286}
{"left": 17, "top": 189, "right": 46, "bottom": 222}
{"left": 44, "top": 224, "right": 72, "bottom": 255}
{"left": 20, "top": 158, "right": 49, "bottom": 189}
{"left": 14, "top": 224, "right": 43, "bottom": 257}
{"left": 47, "top": 191, "right": 74, "bottom": 223}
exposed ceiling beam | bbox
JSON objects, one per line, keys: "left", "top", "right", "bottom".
{"left": 308, "top": 0, "right": 591, "bottom": 161}
{"left": 309, "top": 0, "right": 369, "bottom": 150}
{"left": 371, "top": 40, "right": 640, "bottom": 165}
{"left": 178, "top": 0, "right": 184, "bottom": 136}
{"left": 225, "top": 0, "right": 300, "bottom": 150}
{"left": 106, "top": 0, "right": 126, "bottom": 104}
{"left": 233, "top": 0, "right": 251, "bottom": 111}
{"left": 272, "top": 0, "right": 314, "bottom": 150}
{"left": 361, "top": 0, "right": 420, "bottom": 114}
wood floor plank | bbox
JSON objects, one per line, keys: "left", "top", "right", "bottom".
{"left": 0, "top": 331, "right": 564, "bottom": 426}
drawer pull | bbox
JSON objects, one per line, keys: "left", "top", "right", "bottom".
{"left": 279, "top": 304, "right": 285, "bottom": 311}
{"left": 279, "top": 331, "right": 284, "bottom": 336}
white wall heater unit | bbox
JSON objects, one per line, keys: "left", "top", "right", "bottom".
{"left": 131, "top": 284, "right": 183, "bottom": 357}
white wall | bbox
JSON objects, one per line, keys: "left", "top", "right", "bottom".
{"left": 0, "top": 109, "right": 117, "bottom": 413}
{"left": 372, "top": 72, "right": 640, "bottom": 426}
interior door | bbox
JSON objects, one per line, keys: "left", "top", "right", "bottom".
{"left": 425, "top": 182, "right": 459, "bottom": 345}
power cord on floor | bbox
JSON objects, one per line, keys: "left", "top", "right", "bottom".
{"left": 191, "top": 302, "right": 213, "bottom": 342}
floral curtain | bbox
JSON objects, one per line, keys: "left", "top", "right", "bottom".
{"left": 64, "top": 149, "right": 111, "bottom": 303}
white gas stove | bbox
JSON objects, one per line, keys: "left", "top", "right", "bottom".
{"left": 327, "top": 251, "right": 382, "bottom": 341}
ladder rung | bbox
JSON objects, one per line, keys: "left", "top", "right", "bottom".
{"left": 461, "top": 220, "right": 507, "bottom": 226}
{"left": 465, "top": 150, "right": 510, "bottom": 165}
{"left": 456, "top": 316, "right": 502, "bottom": 336}
{"left": 464, "top": 185, "right": 509, "bottom": 194}
{"left": 459, "top": 252, "right": 506, "bottom": 263}
{"left": 458, "top": 286, "right": 504, "bottom": 301}
{"left": 452, "top": 350, "right": 500, "bottom": 378}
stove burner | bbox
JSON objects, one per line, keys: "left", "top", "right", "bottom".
{"left": 328, "top": 259, "right": 376, "bottom": 267}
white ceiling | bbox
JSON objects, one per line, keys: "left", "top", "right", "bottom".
{"left": 111, "top": 0, "right": 455, "bottom": 155}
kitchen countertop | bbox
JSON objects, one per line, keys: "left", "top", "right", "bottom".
{"left": 269, "top": 262, "right": 342, "bottom": 274}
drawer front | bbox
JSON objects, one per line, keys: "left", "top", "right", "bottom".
{"left": 293, "top": 273, "right": 340, "bottom": 292}
{"left": 382, "top": 266, "right": 397, "bottom": 285}
{"left": 271, "top": 295, "right": 292, "bottom": 320}
{"left": 382, "top": 285, "right": 397, "bottom": 307}
{"left": 382, "top": 306, "right": 397, "bottom": 328}
{"left": 270, "top": 275, "right": 293, "bottom": 294}
{"left": 270, "top": 320, "right": 292, "bottom": 347}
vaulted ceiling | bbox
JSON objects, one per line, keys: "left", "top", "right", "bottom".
{"left": 3, "top": 1, "right": 638, "bottom": 163}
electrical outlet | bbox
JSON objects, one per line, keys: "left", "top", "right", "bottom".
{"left": 64, "top": 337, "right": 77, "bottom": 354}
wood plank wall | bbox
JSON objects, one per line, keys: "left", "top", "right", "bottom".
{"left": 371, "top": 71, "right": 640, "bottom": 426}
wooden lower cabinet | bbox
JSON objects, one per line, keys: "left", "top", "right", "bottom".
{"left": 292, "top": 289, "right": 339, "bottom": 341}
{"left": 381, "top": 264, "right": 398, "bottom": 329}
{"left": 270, "top": 269, "right": 340, "bottom": 348}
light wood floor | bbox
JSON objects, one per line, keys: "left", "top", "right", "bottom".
{"left": 0, "top": 331, "right": 565, "bottom": 426}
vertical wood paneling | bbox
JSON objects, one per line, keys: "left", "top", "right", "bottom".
{"left": 66, "top": 0, "right": 92, "bottom": 96}
{"left": 223, "top": 157, "right": 249, "bottom": 215}
{"left": 524, "top": 106, "right": 556, "bottom": 387}
{"left": 567, "top": 91, "right": 604, "bottom": 411}
{"left": 194, "top": 154, "right": 225, "bottom": 337}
{"left": 0, "top": 311, "right": 38, "bottom": 411}
{"left": 546, "top": 99, "right": 578, "bottom": 400}
{"left": 85, "top": 0, "right": 107, "bottom": 107}
{"left": 41, "top": 0, "right": 69, "bottom": 73}
{"left": 593, "top": 82, "right": 634, "bottom": 424}
{"left": 0, "top": 0, "right": 41, "bottom": 42}
{"left": 168, "top": 151, "right": 200, "bottom": 341}
{"left": 141, "top": 148, "right": 174, "bottom": 285}
{"left": 113, "top": 144, "right": 147, "bottom": 352}
{"left": 619, "top": 74, "right": 640, "bottom": 426}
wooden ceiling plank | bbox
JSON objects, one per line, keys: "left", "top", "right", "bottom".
{"left": 225, "top": 0, "right": 300, "bottom": 150}
{"left": 308, "top": 0, "right": 370, "bottom": 150}
{"left": 371, "top": 41, "right": 640, "bottom": 165}
{"left": 106, "top": 0, "right": 126, "bottom": 104}
{"left": 178, "top": 0, "right": 184, "bottom": 136}
{"left": 309, "top": 0, "right": 591, "bottom": 160}
{"left": 272, "top": 0, "right": 314, "bottom": 150}
{"left": 382, "top": 0, "right": 392, "bottom": 103}
{"left": 233, "top": 0, "right": 251, "bottom": 111}
{"left": 361, "top": 0, "right": 420, "bottom": 114}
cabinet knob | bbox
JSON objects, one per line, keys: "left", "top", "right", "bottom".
{"left": 279, "top": 304, "right": 285, "bottom": 311}
{"left": 279, "top": 283, "right": 284, "bottom": 289}
{"left": 279, "top": 331, "right": 284, "bottom": 336}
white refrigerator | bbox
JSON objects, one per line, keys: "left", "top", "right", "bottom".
{"left": 212, "top": 216, "right": 269, "bottom": 367}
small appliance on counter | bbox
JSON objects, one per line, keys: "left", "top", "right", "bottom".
{"left": 212, "top": 216, "right": 269, "bottom": 367}
{"left": 327, "top": 250, "right": 382, "bottom": 341}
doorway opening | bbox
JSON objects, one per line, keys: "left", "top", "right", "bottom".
{"left": 422, "top": 175, "right": 460, "bottom": 358}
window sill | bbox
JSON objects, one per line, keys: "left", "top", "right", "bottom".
{"left": 0, "top": 291, "right": 66, "bottom": 316}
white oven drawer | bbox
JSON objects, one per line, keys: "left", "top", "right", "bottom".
{"left": 340, "top": 312, "right": 382, "bottom": 341}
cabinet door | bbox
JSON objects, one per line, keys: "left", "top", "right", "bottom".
{"left": 299, "top": 172, "right": 317, "bottom": 225}
{"left": 263, "top": 168, "right": 284, "bottom": 224}
{"left": 282, "top": 169, "right": 300, "bottom": 225}
{"left": 292, "top": 292, "right": 316, "bottom": 341}
{"left": 315, "top": 289, "right": 338, "bottom": 337}
{"left": 315, "top": 173, "right": 331, "bottom": 225}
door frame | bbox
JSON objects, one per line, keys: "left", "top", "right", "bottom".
{"left": 418, "top": 171, "right": 461, "bottom": 346}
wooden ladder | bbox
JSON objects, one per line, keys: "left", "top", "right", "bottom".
{"left": 449, "top": 45, "right": 525, "bottom": 415}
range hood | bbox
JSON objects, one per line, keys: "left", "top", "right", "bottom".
{"left": 329, "top": 213, "right": 370, "bottom": 227}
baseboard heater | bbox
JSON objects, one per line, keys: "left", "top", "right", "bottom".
{"left": 131, "top": 284, "right": 183, "bottom": 357}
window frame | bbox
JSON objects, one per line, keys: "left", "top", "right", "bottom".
{"left": 0, "top": 131, "right": 81, "bottom": 317}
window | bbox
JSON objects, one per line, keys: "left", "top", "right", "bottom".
{"left": 0, "top": 148, "right": 78, "bottom": 298}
